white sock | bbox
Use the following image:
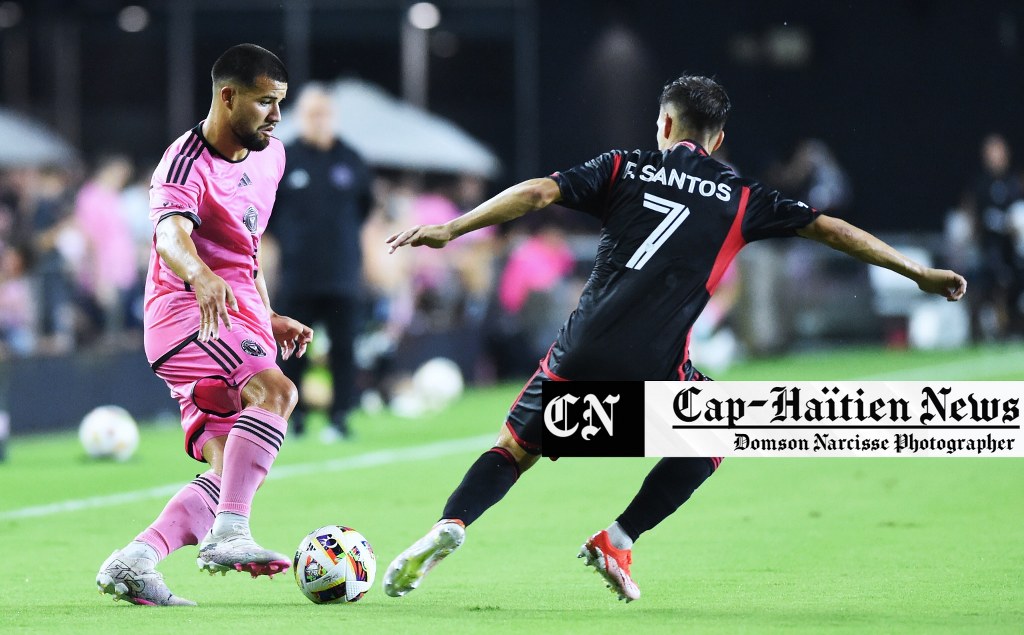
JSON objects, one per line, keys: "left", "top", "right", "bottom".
{"left": 212, "top": 511, "right": 250, "bottom": 536}
{"left": 605, "top": 522, "right": 634, "bottom": 550}
{"left": 122, "top": 540, "right": 160, "bottom": 562}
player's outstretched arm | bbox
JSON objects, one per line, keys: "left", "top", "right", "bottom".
{"left": 154, "top": 215, "right": 238, "bottom": 341}
{"left": 386, "top": 177, "right": 561, "bottom": 253}
{"left": 797, "top": 214, "right": 967, "bottom": 301}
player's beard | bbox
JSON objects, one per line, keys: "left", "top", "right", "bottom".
{"left": 232, "top": 122, "right": 271, "bottom": 152}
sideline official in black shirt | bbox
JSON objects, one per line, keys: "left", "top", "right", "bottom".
{"left": 269, "top": 84, "right": 373, "bottom": 441}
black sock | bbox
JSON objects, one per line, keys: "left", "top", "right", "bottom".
{"left": 615, "top": 458, "right": 715, "bottom": 542}
{"left": 441, "top": 448, "right": 521, "bottom": 527}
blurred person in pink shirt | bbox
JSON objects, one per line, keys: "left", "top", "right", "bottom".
{"left": 498, "top": 225, "right": 575, "bottom": 315}
{"left": 493, "top": 224, "right": 577, "bottom": 376}
{"left": 410, "top": 182, "right": 496, "bottom": 330}
{"left": 73, "top": 155, "right": 137, "bottom": 334}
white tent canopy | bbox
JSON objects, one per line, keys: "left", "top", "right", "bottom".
{"left": 274, "top": 79, "right": 501, "bottom": 179}
{"left": 0, "top": 107, "right": 78, "bottom": 167}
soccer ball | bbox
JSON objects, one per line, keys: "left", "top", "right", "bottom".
{"left": 412, "top": 357, "right": 464, "bottom": 410}
{"left": 294, "top": 525, "right": 376, "bottom": 604}
{"left": 78, "top": 405, "right": 139, "bottom": 461}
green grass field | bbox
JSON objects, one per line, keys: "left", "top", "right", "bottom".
{"left": 1, "top": 345, "right": 1023, "bottom": 633}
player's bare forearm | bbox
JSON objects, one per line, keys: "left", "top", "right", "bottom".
{"left": 449, "top": 178, "right": 562, "bottom": 238}
{"left": 155, "top": 215, "right": 212, "bottom": 285}
{"left": 386, "top": 178, "right": 561, "bottom": 253}
{"left": 797, "top": 214, "right": 967, "bottom": 301}
{"left": 155, "top": 215, "right": 238, "bottom": 340}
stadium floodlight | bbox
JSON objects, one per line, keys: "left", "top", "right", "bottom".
{"left": 117, "top": 6, "right": 150, "bottom": 33}
{"left": 408, "top": 2, "right": 441, "bottom": 30}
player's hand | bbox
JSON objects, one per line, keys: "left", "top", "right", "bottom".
{"left": 917, "top": 268, "right": 967, "bottom": 301}
{"left": 386, "top": 224, "right": 453, "bottom": 253}
{"left": 271, "top": 313, "right": 314, "bottom": 360}
{"left": 192, "top": 269, "right": 237, "bottom": 342}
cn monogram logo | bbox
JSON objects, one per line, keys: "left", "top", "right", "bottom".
{"left": 543, "top": 393, "right": 621, "bottom": 440}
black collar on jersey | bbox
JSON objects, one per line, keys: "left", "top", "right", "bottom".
{"left": 193, "top": 121, "right": 250, "bottom": 164}
{"left": 673, "top": 139, "right": 709, "bottom": 157}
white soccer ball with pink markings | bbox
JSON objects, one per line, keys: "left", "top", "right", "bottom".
{"left": 78, "top": 405, "right": 139, "bottom": 462}
{"left": 294, "top": 525, "right": 376, "bottom": 604}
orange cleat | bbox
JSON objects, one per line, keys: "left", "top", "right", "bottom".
{"left": 578, "top": 530, "right": 640, "bottom": 602}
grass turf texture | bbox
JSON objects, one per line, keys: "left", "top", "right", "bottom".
{"left": 1, "top": 345, "right": 1022, "bottom": 633}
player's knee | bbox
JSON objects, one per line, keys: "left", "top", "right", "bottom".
{"left": 242, "top": 371, "right": 298, "bottom": 417}
{"left": 201, "top": 436, "right": 228, "bottom": 475}
{"left": 494, "top": 432, "right": 540, "bottom": 473}
{"left": 266, "top": 376, "right": 299, "bottom": 416}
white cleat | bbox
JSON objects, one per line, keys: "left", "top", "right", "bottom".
{"left": 96, "top": 550, "right": 196, "bottom": 606}
{"left": 383, "top": 521, "right": 465, "bottom": 597}
{"left": 197, "top": 527, "right": 290, "bottom": 578}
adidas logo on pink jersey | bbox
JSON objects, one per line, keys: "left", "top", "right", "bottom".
{"left": 238, "top": 173, "right": 252, "bottom": 187}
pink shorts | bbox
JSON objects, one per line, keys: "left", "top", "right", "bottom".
{"left": 148, "top": 322, "right": 279, "bottom": 462}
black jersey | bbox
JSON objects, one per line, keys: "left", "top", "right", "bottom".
{"left": 545, "top": 140, "right": 819, "bottom": 381}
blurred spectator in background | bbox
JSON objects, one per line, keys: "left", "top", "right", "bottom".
{"left": 72, "top": 154, "right": 138, "bottom": 341}
{"left": 358, "top": 176, "right": 417, "bottom": 404}
{"left": 0, "top": 169, "right": 35, "bottom": 252}
{"left": 30, "top": 167, "right": 77, "bottom": 353}
{"left": 451, "top": 174, "right": 496, "bottom": 327}
{"left": 0, "top": 169, "right": 37, "bottom": 356}
{"left": 970, "top": 134, "right": 1023, "bottom": 339}
{"left": 408, "top": 176, "right": 497, "bottom": 333}
{"left": 120, "top": 164, "right": 160, "bottom": 330}
{"left": 268, "top": 83, "right": 373, "bottom": 441}
{"left": 0, "top": 245, "right": 36, "bottom": 357}
{"left": 766, "top": 138, "right": 852, "bottom": 214}
{"left": 688, "top": 260, "right": 741, "bottom": 373}
{"left": 492, "top": 224, "right": 575, "bottom": 377}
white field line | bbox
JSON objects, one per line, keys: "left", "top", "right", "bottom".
{"left": 0, "top": 434, "right": 493, "bottom": 522}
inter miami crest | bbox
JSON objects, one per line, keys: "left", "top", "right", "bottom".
{"left": 241, "top": 339, "right": 267, "bottom": 357}
{"left": 243, "top": 205, "right": 259, "bottom": 234}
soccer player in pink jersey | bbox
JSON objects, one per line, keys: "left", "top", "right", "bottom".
{"left": 96, "top": 44, "right": 313, "bottom": 606}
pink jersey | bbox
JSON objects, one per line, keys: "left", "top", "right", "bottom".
{"left": 144, "top": 123, "right": 285, "bottom": 356}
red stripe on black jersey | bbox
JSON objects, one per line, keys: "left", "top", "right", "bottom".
{"left": 607, "top": 153, "right": 624, "bottom": 192}
{"left": 705, "top": 185, "right": 750, "bottom": 294}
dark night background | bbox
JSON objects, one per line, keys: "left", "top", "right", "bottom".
{"left": 3, "top": 0, "right": 1023, "bottom": 232}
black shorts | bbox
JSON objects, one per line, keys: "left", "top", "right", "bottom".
{"left": 504, "top": 359, "right": 714, "bottom": 456}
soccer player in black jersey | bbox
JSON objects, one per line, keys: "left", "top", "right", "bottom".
{"left": 381, "top": 75, "right": 967, "bottom": 602}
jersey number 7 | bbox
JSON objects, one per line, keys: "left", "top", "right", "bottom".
{"left": 626, "top": 193, "right": 691, "bottom": 270}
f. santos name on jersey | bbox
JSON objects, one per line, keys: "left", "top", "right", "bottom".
{"left": 624, "top": 161, "right": 732, "bottom": 201}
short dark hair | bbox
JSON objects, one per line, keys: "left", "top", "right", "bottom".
{"left": 659, "top": 75, "right": 731, "bottom": 134}
{"left": 211, "top": 43, "right": 288, "bottom": 87}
